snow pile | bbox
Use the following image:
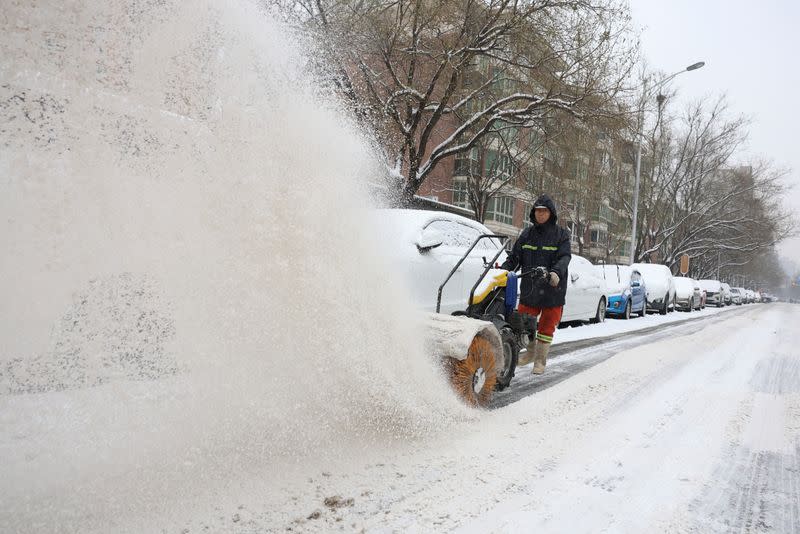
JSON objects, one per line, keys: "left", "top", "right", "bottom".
{"left": 0, "top": 1, "right": 470, "bottom": 531}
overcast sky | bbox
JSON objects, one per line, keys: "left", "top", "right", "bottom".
{"left": 629, "top": 0, "right": 800, "bottom": 270}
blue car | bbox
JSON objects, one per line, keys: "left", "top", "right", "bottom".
{"left": 593, "top": 265, "right": 647, "bottom": 319}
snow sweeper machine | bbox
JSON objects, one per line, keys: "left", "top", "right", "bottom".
{"left": 424, "top": 233, "right": 549, "bottom": 407}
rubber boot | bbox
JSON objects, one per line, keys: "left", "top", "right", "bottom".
{"left": 517, "top": 338, "right": 536, "bottom": 367}
{"left": 532, "top": 341, "right": 550, "bottom": 375}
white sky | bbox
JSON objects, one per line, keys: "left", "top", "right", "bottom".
{"left": 629, "top": 0, "right": 800, "bottom": 270}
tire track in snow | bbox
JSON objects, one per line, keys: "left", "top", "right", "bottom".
{"left": 492, "top": 306, "right": 750, "bottom": 409}
{"left": 676, "top": 305, "right": 800, "bottom": 534}
{"left": 465, "top": 306, "right": 786, "bottom": 533}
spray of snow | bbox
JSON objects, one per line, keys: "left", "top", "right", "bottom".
{"left": 0, "top": 1, "right": 471, "bottom": 530}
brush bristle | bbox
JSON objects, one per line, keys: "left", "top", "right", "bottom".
{"left": 446, "top": 335, "right": 497, "bottom": 407}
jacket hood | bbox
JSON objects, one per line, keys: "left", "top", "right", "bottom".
{"left": 529, "top": 194, "right": 558, "bottom": 225}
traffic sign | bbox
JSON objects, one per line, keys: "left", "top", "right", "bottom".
{"left": 680, "top": 254, "right": 689, "bottom": 275}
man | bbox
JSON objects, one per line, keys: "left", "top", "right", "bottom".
{"left": 500, "top": 194, "right": 571, "bottom": 374}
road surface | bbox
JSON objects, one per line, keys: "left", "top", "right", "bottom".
{"left": 2, "top": 304, "right": 798, "bottom": 533}
{"left": 262, "top": 304, "right": 800, "bottom": 533}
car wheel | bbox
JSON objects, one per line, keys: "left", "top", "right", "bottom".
{"left": 446, "top": 335, "right": 498, "bottom": 408}
{"left": 660, "top": 295, "right": 668, "bottom": 315}
{"left": 591, "top": 298, "right": 606, "bottom": 324}
{"left": 623, "top": 300, "right": 631, "bottom": 320}
{"left": 494, "top": 327, "right": 519, "bottom": 391}
{"left": 687, "top": 298, "right": 693, "bottom": 312}
{"left": 638, "top": 300, "right": 646, "bottom": 317}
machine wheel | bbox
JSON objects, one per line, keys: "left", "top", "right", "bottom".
{"left": 660, "top": 295, "right": 668, "bottom": 315}
{"left": 590, "top": 298, "right": 606, "bottom": 324}
{"left": 446, "top": 335, "right": 498, "bottom": 407}
{"left": 494, "top": 327, "right": 518, "bottom": 391}
{"left": 638, "top": 301, "right": 646, "bottom": 317}
{"left": 623, "top": 300, "right": 631, "bottom": 320}
{"left": 687, "top": 298, "right": 693, "bottom": 312}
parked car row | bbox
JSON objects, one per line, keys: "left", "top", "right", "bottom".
{"left": 376, "top": 209, "right": 762, "bottom": 330}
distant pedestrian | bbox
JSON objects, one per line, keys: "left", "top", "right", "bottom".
{"left": 500, "top": 194, "right": 571, "bottom": 374}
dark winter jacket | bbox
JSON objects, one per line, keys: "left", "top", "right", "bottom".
{"left": 500, "top": 194, "right": 571, "bottom": 308}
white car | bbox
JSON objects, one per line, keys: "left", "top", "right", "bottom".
{"left": 730, "top": 287, "right": 744, "bottom": 305}
{"left": 633, "top": 263, "right": 676, "bottom": 315}
{"left": 562, "top": 255, "right": 609, "bottom": 324}
{"left": 673, "top": 276, "right": 702, "bottom": 311}
{"left": 374, "top": 209, "right": 506, "bottom": 314}
{"left": 721, "top": 283, "right": 732, "bottom": 305}
{"left": 698, "top": 279, "right": 724, "bottom": 307}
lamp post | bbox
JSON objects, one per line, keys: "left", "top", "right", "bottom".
{"left": 629, "top": 61, "right": 705, "bottom": 265}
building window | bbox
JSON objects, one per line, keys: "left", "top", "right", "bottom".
{"left": 568, "top": 221, "right": 579, "bottom": 246}
{"left": 599, "top": 203, "right": 611, "bottom": 223}
{"left": 454, "top": 148, "right": 480, "bottom": 176}
{"left": 575, "top": 160, "right": 589, "bottom": 182}
{"left": 484, "top": 150, "right": 514, "bottom": 180}
{"left": 452, "top": 179, "right": 470, "bottom": 209}
{"left": 590, "top": 229, "right": 608, "bottom": 246}
{"left": 599, "top": 150, "right": 612, "bottom": 172}
{"left": 522, "top": 202, "right": 533, "bottom": 229}
{"left": 486, "top": 196, "right": 514, "bottom": 225}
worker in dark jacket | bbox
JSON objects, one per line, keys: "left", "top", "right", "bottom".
{"left": 500, "top": 194, "right": 571, "bottom": 374}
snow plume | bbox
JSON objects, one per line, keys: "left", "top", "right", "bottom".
{"left": 0, "top": 1, "right": 469, "bottom": 530}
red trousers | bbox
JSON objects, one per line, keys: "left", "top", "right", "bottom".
{"left": 518, "top": 304, "right": 563, "bottom": 344}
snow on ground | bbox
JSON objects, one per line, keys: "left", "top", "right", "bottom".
{"left": 16, "top": 302, "right": 784, "bottom": 534}
{"left": 554, "top": 303, "right": 742, "bottom": 345}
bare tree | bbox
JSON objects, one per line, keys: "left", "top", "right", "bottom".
{"left": 619, "top": 93, "right": 795, "bottom": 275}
{"left": 269, "top": 0, "right": 638, "bottom": 203}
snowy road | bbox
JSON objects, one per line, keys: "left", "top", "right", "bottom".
{"left": 231, "top": 303, "right": 799, "bottom": 533}
{"left": 3, "top": 304, "right": 798, "bottom": 533}
{"left": 492, "top": 305, "right": 750, "bottom": 408}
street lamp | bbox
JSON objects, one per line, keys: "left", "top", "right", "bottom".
{"left": 629, "top": 61, "right": 705, "bottom": 265}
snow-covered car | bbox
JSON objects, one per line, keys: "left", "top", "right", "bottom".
{"left": 754, "top": 291, "right": 762, "bottom": 302}
{"left": 632, "top": 263, "right": 676, "bottom": 315}
{"left": 744, "top": 289, "right": 755, "bottom": 303}
{"left": 374, "top": 209, "right": 506, "bottom": 314}
{"left": 698, "top": 279, "right": 724, "bottom": 307}
{"left": 673, "top": 276, "right": 702, "bottom": 311}
{"left": 721, "top": 283, "right": 732, "bottom": 306}
{"left": 562, "top": 255, "right": 609, "bottom": 324}
{"left": 594, "top": 264, "right": 646, "bottom": 319}
{"left": 697, "top": 281, "right": 706, "bottom": 309}
{"left": 730, "top": 287, "right": 744, "bottom": 305}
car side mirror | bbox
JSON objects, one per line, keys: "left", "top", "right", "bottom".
{"left": 416, "top": 231, "right": 444, "bottom": 252}
{"left": 571, "top": 272, "right": 580, "bottom": 283}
